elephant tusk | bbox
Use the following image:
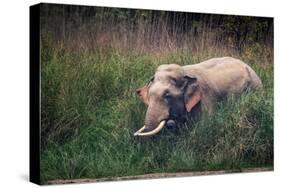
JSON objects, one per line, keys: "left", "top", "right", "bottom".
{"left": 133, "top": 126, "right": 146, "bottom": 136}
{"left": 134, "top": 121, "right": 165, "bottom": 136}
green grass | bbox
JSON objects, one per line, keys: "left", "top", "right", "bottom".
{"left": 40, "top": 42, "right": 273, "bottom": 184}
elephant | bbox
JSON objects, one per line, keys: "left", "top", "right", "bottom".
{"left": 134, "top": 57, "right": 262, "bottom": 136}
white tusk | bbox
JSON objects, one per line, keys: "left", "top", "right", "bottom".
{"left": 134, "top": 121, "right": 165, "bottom": 136}
{"left": 133, "top": 126, "right": 146, "bottom": 136}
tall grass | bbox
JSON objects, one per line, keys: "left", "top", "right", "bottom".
{"left": 40, "top": 5, "right": 273, "bottom": 184}
{"left": 40, "top": 39, "right": 273, "bottom": 183}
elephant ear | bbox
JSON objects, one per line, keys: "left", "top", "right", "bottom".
{"left": 136, "top": 85, "right": 149, "bottom": 105}
{"left": 184, "top": 75, "right": 201, "bottom": 112}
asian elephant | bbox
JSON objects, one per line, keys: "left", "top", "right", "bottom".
{"left": 134, "top": 57, "right": 262, "bottom": 136}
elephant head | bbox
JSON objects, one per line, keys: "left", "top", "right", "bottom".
{"left": 134, "top": 64, "right": 202, "bottom": 136}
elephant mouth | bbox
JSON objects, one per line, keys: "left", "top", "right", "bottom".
{"left": 133, "top": 116, "right": 186, "bottom": 137}
{"left": 133, "top": 120, "right": 166, "bottom": 136}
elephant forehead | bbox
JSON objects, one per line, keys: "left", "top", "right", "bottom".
{"left": 155, "top": 65, "right": 184, "bottom": 80}
{"left": 156, "top": 64, "right": 183, "bottom": 73}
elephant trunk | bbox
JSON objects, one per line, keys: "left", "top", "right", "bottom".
{"left": 134, "top": 102, "right": 169, "bottom": 136}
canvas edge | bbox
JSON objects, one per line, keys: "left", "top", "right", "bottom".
{"left": 29, "top": 3, "right": 41, "bottom": 185}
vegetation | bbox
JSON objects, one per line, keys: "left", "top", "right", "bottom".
{"left": 40, "top": 4, "right": 273, "bottom": 184}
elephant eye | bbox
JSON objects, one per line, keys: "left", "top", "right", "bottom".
{"left": 164, "top": 92, "right": 172, "bottom": 101}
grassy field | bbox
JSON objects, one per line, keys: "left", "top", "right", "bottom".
{"left": 40, "top": 37, "right": 273, "bottom": 183}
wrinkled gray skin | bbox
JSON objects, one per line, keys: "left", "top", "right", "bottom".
{"left": 136, "top": 57, "right": 262, "bottom": 135}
